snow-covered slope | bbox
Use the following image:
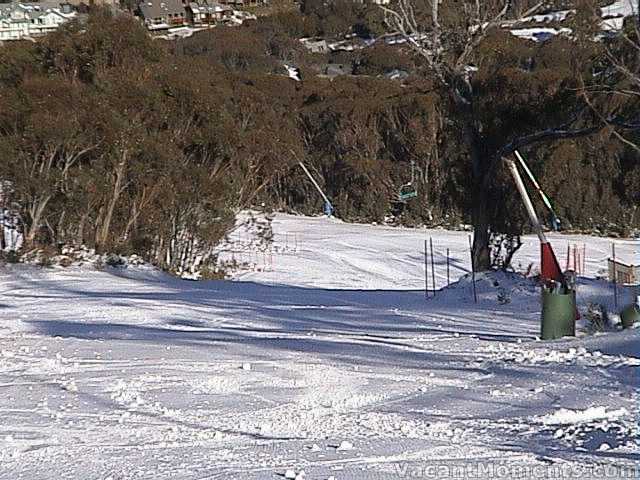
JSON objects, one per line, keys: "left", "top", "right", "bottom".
{"left": 0, "top": 214, "right": 638, "bottom": 479}
{"left": 226, "top": 214, "right": 637, "bottom": 290}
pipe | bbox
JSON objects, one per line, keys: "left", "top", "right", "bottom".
{"left": 514, "top": 151, "right": 558, "bottom": 221}
{"left": 298, "top": 162, "right": 333, "bottom": 213}
{"left": 505, "top": 158, "right": 548, "bottom": 244}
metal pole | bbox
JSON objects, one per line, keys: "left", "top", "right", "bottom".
{"left": 612, "top": 243, "right": 618, "bottom": 309}
{"left": 430, "top": 237, "right": 436, "bottom": 297}
{"left": 507, "top": 157, "right": 566, "bottom": 285}
{"left": 424, "top": 239, "right": 429, "bottom": 298}
{"left": 505, "top": 159, "right": 548, "bottom": 244}
{"left": 446, "top": 247, "right": 450, "bottom": 287}
{"left": 298, "top": 162, "right": 333, "bottom": 213}
{"left": 514, "top": 150, "right": 560, "bottom": 225}
{"left": 0, "top": 203, "right": 5, "bottom": 252}
{"left": 468, "top": 235, "right": 478, "bottom": 303}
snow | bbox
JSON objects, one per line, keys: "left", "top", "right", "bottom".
{"left": 529, "top": 10, "right": 573, "bottom": 23}
{"left": 284, "top": 64, "right": 302, "bottom": 82}
{"left": 223, "top": 214, "right": 637, "bottom": 291}
{"left": 534, "top": 406, "right": 630, "bottom": 426}
{"left": 509, "top": 27, "right": 572, "bottom": 42}
{"left": 0, "top": 213, "right": 638, "bottom": 479}
{"left": 336, "top": 440, "right": 354, "bottom": 451}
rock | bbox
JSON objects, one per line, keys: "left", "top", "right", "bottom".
{"left": 336, "top": 440, "right": 354, "bottom": 451}
{"left": 62, "top": 380, "right": 78, "bottom": 392}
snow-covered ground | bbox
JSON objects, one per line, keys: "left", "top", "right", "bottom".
{"left": 0, "top": 214, "right": 638, "bottom": 479}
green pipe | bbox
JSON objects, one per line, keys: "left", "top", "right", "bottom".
{"left": 541, "top": 288, "right": 576, "bottom": 340}
{"left": 620, "top": 303, "right": 640, "bottom": 329}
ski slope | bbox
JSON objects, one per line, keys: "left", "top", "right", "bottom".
{"left": 229, "top": 214, "right": 637, "bottom": 291}
{"left": 0, "top": 214, "right": 638, "bottom": 479}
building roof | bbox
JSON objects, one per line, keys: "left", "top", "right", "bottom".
{"left": 138, "top": 0, "right": 184, "bottom": 19}
{"left": 188, "top": 0, "right": 231, "bottom": 13}
{"left": 0, "top": 2, "right": 75, "bottom": 22}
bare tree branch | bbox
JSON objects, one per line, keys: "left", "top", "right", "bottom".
{"left": 498, "top": 124, "right": 603, "bottom": 159}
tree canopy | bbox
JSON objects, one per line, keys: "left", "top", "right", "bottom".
{"left": 0, "top": 5, "right": 638, "bottom": 274}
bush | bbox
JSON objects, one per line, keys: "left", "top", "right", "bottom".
{"left": 104, "top": 253, "right": 126, "bottom": 268}
{"left": 0, "top": 250, "right": 20, "bottom": 264}
{"left": 199, "top": 265, "right": 227, "bottom": 280}
{"left": 585, "top": 303, "right": 610, "bottom": 333}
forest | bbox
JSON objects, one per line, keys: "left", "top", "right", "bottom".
{"left": 0, "top": 1, "right": 638, "bottom": 274}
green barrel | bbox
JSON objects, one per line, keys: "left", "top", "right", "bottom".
{"left": 541, "top": 288, "right": 576, "bottom": 340}
{"left": 620, "top": 304, "right": 640, "bottom": 329}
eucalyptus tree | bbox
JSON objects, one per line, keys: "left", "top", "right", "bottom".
{"left": 380, "top": 0, "right": 616, "bottom": 270}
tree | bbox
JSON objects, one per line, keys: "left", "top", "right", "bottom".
{"left": 0, "top": 11, "right": 305, "bottom": 274}
{"left": 379, "top": 0, "right": 618, "bottom": 270}
{"left": 0, "top": 77, "right": 101, "bottom": 247}
{"left": 577, "top": 8, "right": 640, "bottom": 231}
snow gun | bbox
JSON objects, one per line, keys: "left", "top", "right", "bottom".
{"left": 505, "top": 155, "right": 564, "bottom": 287}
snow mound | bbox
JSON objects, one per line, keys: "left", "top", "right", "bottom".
{"left": 479, "top": 343, "right": 640, "bottom": 367}
{"left": 18, "top": 245, "right": 146, "bottom": 270}
{"left": 535, "top": 406, "right": 630, "bottom": 426}
{"left": 442, "top": 270, "right": 538, "bottom": 305}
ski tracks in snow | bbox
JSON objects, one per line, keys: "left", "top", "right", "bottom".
{"left": 0, "top": 215, "right": 638, "bottom": 479}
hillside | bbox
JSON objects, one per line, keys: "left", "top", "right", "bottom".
{"left": 2, "top": 3, "right": 640, "bottom": 276}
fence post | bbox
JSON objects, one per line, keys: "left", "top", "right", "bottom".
{"left": 468, "top": 235, "right": 478, "bottom": 304}
{"left": 424, "top": 239, "right": 429, "bottom": 298}
{"left": 430, "top": 237, "right": 436, "bottom": 297}
{"left": 0, "top": 204, "right": 5, "bottom": 252}
{"left": 612, "top": 243, "right": 618, "bottom": 309}
{"left": 446, "top": 248, "right": 450, "bottom": 287}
